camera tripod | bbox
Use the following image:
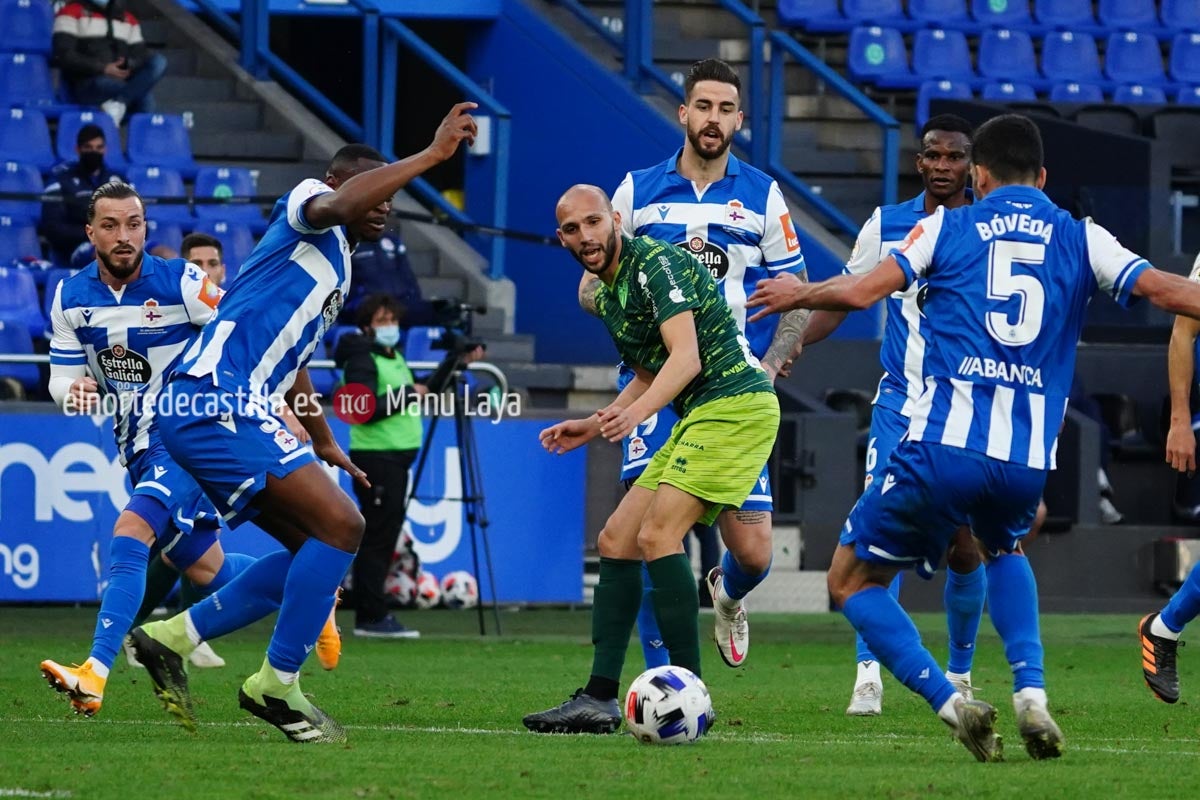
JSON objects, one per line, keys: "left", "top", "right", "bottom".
{"left": 405, "top": 366, "right": 501, "bottom": 635}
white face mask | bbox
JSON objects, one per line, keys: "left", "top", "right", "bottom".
{"left": 374, "top": 324, "right": 401, "bottom": 348}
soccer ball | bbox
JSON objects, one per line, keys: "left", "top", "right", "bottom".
{"left": 440, "top": 570, "right": 479, "bottom": 609}
{"left": 624, "top": 665, "right": 714, "bottom": 745}
{"left": 384, "top": 569, "right": 417, "bottom": 607}
{"left": 413, "top": 570, "right": 441, "bottom": 609}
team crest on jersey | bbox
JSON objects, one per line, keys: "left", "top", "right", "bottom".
{"left": 273, "top": 428, "right": 299, "bottom": 453}
{"left": 628, "top": 435, "right": 648, "bottom": 461}
{"left": 141, "top": 299, "right": 165, "bottom": 328}
{"left": 681, "top": 237, "right": 729, "bottom": 282}
{"left": 724, "top": 199, "right": 747, "bottom": 226}
{"left": 97, "top": 343, "right": 152, "bottom": 388}
{"left": 319, "top": 289, "right": 344, "bottom": 336}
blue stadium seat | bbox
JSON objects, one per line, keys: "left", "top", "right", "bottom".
{"left": 1049, "top": 81, "right": 1105, "bottom": 102}
{"left": 0, "top": 318, "right": 40, "bottom": 393}
{"left": 0, "top": 161, "right": 42, "bottom": 223}
{"left": 981, "top": 81, "right": 1038, "bottom": 101}
{"left": 908, "top": 0, "right": 972, "bottom": 29}
{"left": 125, "top": 165, "right": 193, "bottom": 227}
{"left": 0, "top": 108, "right": 54, "bottom": 173}
{"left": 1170, "top": 33, "right": 1200, "bottom": 84}
{"left": 916, "top": 79, "right": 972, "bottom": 130}
{"left": 41, "top": 266, "right": 80, "bottom": 323}
{"left": 145, "top": 219, "right": 184, "bottom": 256}
{"left": 843, "top": 0, "right": 909, "bottom": 29}
{"left": 0, "top": 263, "right": 44, "bottom": 338}
{"left": 54, "top": 110, "right": 127, "bottom": 171}
{"left": 0, "top": 215, "right": 40, "bottom": 265}
{"left": 847, "top": 26, "right": 914, "bottom": 87}
{"left": 1042, "top": 31, "right": 1103, "bottom": 85}
{"left": 0, "top": 0, "right": 53, "bottom": 56}
{"left": 1098, "top": 0, "right": 1160, "bottom": 32}
{"left": 775, "top": 0, "right": 842, "bottom": 29}
{"left": 978, "top": 28, "right": 1040, "bottom": 84}
{"left": 1162, "top": 0, "right": 1200, "bottom": 34}
{"left": 189, "top": 219, "right": 256, "bottom": 283}
{"left": 912, "top": 28, "right": 975, "bottom": 83}
{"left": 1112, "top": 84, "right": 1167, "bottom": 105}
{"left": 1105, "top": 32, "right": 1167, "bottom": 86}
{"left": 1034, "top": 0, "right": 1100, "bottom": 32}
{"left": 1177, "top": 85, "right": 1200, "bottom": 105}
{"left": 970, "top": 0, "right": 1033, "bottom": 30}
{"left": 0, "top": 53, "right": 69, "bottom": 117}
{"left": 193, "top": 166, "right": 267, "bottom": 234}
{"left": 126, "top": 114, "right": 198, "bottom": 179}
{"left": 404, "top": 325, "right": 443, "bottom": 364}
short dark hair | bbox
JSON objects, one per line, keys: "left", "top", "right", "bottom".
{"left": 684, "top": 58, "right": 741, "bottom": 101}
{"left": 327, "top": 143, "right": 387, "bottom": 178}
{"left": 181, "top": 232, "right": 222, "bottom": 260}
{"left": 357, "top": 292, "right": 404, "bottom": 328}
{"left": 87, "top": 181, "right": 143, "bottom": 222}
{"left": 921, "top": 114, "right": 973, "bottom": 141}
{"left": 971, "top": 113, "right": 1043, "bottom": 184}
{"left": 76, "top": 123, "right": 105, "bottom": 147}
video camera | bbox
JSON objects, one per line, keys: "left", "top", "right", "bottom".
{"left": 424, "top": 297, "right": 487, "bottom": 394}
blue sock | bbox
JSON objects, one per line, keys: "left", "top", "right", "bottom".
{"left": 637, "top": 563, "right": 669, "bottom": 668}
{"left": 986, "top": 553, "right": 1044, "bottom": 691}
{"left": 945, "top": 564, "right": 987, "bottom": 675}
{"left": 190, "top": 551, "right": 291, "bottom": 641}
{"left": 91, "top": 536, "right": 151, "bottom": 668}
{"left": 267, "top": 539, "right": 354, "bottom": 673}
{"left": 842, "top": 586, "right": 957, "bottom": 712}
{"left": 1161, "top": 561, "right": 1200, "bottom": 634}
{"left": 195, "top": 552, "right": 256, "bottom": 598}
{"left": 855, "top": 572, "right": 902, "bottom": 663}
{"left": 720, "top": 550, "right": 771, "bottom": 601}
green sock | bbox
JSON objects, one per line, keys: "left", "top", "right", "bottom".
{"left": 647, "top": 553, "right": 701, "bottom": 677}
{"left": 133, "top": 555, "right": 180, "bottom": 628}
{"left": 144, "top": 614, "right": 197, "bottom": 658}
{"left": 180, "top": 578, "right": 204, "bottom": 610}
{"left": 589, "top": 558, "right": 643, "bottom": 685}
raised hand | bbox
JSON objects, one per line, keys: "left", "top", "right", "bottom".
{"left": 428, "top": 102, "right": 479, "bottom": 162}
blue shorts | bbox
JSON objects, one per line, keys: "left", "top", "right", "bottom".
{"left": 125, "top": 429, "right": 221, "bottom": 571}
{"left": 841, "top": 440, "right": 1045, "bottom": 574}
{"left": 156, "top": 374, "right": 317, "bottom": 529}
{"left": 863, "top": 404, "right": 908, "bottom": 492}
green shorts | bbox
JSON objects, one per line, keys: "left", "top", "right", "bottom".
{"left": 634, "top": 391, "right": 780, "bottom": 525}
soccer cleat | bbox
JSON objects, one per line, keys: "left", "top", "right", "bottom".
{"left": 122, "top": 635, "right": 144, "bottom": 669}
{"left": 40, "top": 659, "right": 106, "bottom": 717}
{"left": 1140, "top": 614, "right": 1180, "bottom": 703}
{"left": 1016, "top": 706, "right": 1064, "bottom": 760}
{"left": 238, "top": 669, "right": 346, "bottom": 744}
{"left": 706, "top": 567, "right": 749, "bottom": 667}
{"left": 129, "top": 625, "right": 196, "bottom": 732}
{"left": 188, "top": 641, "right": 226, "bottom": 669}
{"left": 522, "top": 689, "right": 621, "bottom": 734}
{"left": 951, "top": 699, "right": 1004, "bottom": 763}
{"left": 948, "top": 675, "right": 976, "bottom": 702}
{"left": 316, "top": 590, "right": 343, "bottom": 670}
{"left": 846, "top": 681, "right": 882, "bottom": 716}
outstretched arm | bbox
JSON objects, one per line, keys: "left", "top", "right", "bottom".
{"left": 747, "top": 257, "right": 908, "bottom": 321}
{"left": 1167, "top": 313, "right": 1200, "bottom": 474}
{"left": 760, "top": 308, "right": 810, "bottom": 380}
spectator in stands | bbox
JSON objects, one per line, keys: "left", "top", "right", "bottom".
{"left": 42, "top": 124, "right": 125, "bottom": 265}
{"left": 52, "top": 0, "right": 167, "bottom": 126}
{"left": 181, "top": 232, "right": 226, "bottom": 287}
{"left": 340, "top": 230, "right": 437, "bottom": 329}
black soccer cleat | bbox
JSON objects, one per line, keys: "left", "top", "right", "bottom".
{"left": 522, "top": 689, "right": 621, "bottom": 734}
{"left": 1140, "top": 614, "right": 1181, "bottom": 704}
{"left": 130, "top": 626, "right": 196, "bottom": 732}
{"left": 237, "top": 685, "right": 346, "bottom": 744}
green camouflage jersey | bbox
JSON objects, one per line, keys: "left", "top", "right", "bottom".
{"left": 594, "top": 235, "right": 773, "bottom": 416}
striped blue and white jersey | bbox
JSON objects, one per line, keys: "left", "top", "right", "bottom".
{"left": 611, "top": 149, "right": 806, "bottom": 358}
{"left": 49, "top": 256, "right": 222, "bottom": 465}
{"left": 892, "top": 185, "right": 1149, "bottom": 470}
{"left": 177, "top": 179, "right": 352, "bottom": 399}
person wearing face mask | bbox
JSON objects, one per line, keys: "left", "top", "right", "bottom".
{"left": 42, "top": 124, "right": 126, "bottom": 265}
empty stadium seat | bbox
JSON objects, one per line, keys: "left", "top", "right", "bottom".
{"left": 908, "top": 0, "right": 971, "bottom": 28}
{"left": 1170, "top": 33, "right": 1200, "bottom": 84}
{"left": 145, "top": 219, "right": 184, "bottom": 256}
{"left": 981, "top": 81, "right": 1039, "bottom": 101}
{"left": 0, "top": 108, "right": 53, "bottom": 173}
{"left": 1042, "top": 31, "right": 1103, "bottom": 84}
{"left": 189, "top": 219, "right": 256, "bottom": 283}
{"left": 916, "top": 79, "right": 972, "bottom": 129}
{"left": 1098, "top": 0, "right": 1159, "bottom": 32}
{"left": 0, "top": 161, "right": 42, "bottom": 222}
{"left": 848, "top": 26, "right": 913, "bottom": 87}
{"left": 1161, "top": 0, "right": 1200, "bottom": 33}
{"left": 0, "top": 215, "right": 39, "bottom": 265}
{"left": 0, "top": 318, "right": 40, "bottom": 394}
{"left": 775, "top": 0, "right": 842, "bottom": 29}
{"left": 1112, "top": 84, "right": 1167, "bottom": 104}
{"left": 970, "top": 0, "right": 1033, "bottom": 29}
{"left": 1072, "top": 105, "right": 1144, "bottom": 136}
{"left": 1105, "top": 32, "right": 1167, "bottom": 86}
{"left": 1034, "top": 0, "right": 1100, "bottom": 32}
{"left": 1149, "top": 108, "right": 1200, "bottom": 171}
{"left": 0, "top": 53, "right": 67, "bottom": 117}
{"left": 193, "top": 166, "right": 267, "bottom": 234}
{"left": 912, "top": 28, "right": 975, "bottom": 82}
{"left": 0, "top": 0, "right": 53, "bottom": 56}
{"left": 843, "top": 0, "right": 907, "bottom": 28}
{"left": 41, "top": 266, "right": 80, "bottom": 323}
{"left": 54, "top": 110, "right": 127, "bottom": 170}
{"left": 978, "top": 28, "right": 1040, "bottom": 83}
{"left": 125, "top": 165, "right": 193, "bottom": 226}
{"left": 1176, "top": 85, "right": 1200, "bottom": 105}
{"left": 1049, "top": 81, "right": 1105, "bottom": 102}
{"left": 0, "top": 264, "right": 44, "bottom": 338}
{"left": 126, "top": 114, "right": 198, "bottom": 178}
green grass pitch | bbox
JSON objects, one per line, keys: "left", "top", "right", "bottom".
{"left": 1, "top": 607, "right": 1196, "bottom": 799}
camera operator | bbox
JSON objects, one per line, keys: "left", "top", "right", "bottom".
{"left": 334, "top": 293, "right": 482, "bottom": 638}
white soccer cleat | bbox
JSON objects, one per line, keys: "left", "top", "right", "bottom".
{"left": 947, "top": 673, "right": 976, "bottom": 701}
{"left": 846, "top": 681, "right": 883, "bottom": 716}
{"left": 188, "top": 641, "right": 226, "bottom": 669}
{"left": 705, "top": 567, "right": 749, "bottom": 667}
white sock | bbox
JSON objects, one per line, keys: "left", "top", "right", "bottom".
{"left": 713, "top": 576, "right": 741, "bottom": 611}
{"left": 937, "top": 692, "right": 965, "bottom": 728}
{"left": 946, "top": 670, "right": 971, "bottom": 685}
{"left": 85, "top": 657, "right": 110, "bottom": 679}
{"left": 1151, "top": 614, "right": 1182, "bottom": 641}
{"left": 1013, "top": 686, "right": 1048, "bottom": 715}
{"left": 272, "top": 666, "right": 299, "bottom": 685}
{"left": 855, "top": 660, "right": 882, "bottom": 687}
{"left": 183, "top": 611, "right": 203, "bottom": 647}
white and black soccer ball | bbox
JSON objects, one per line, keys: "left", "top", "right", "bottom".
{"left": 624, "top": 665, "right": 714, "bottom": 745}
{"left": 440, "top": 570, "right": 479, "bottom": 609}
{"left": 413, "top": 570, "right": 441, "bottom": 609}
